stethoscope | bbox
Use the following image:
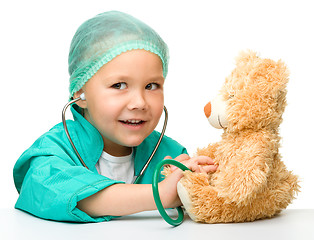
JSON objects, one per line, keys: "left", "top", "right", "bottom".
{"left": 62, "top": 92, "right": 191, "bottom": 226}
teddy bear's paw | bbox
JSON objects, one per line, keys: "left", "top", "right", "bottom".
{"left": 177, "top": 181, "right": 197, "bottom": 221}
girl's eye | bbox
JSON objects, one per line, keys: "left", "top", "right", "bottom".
{"left": 112, "top": 82, "right": 127, "bottom": 89}
{"left": 146, "top": 83, "right": 159, "bottom": 90}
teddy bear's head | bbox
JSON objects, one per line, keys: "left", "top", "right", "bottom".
{"left": 205, "top": 51, "right": 289, "bottom": 132}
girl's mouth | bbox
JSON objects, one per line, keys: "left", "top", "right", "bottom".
{"left": 119, "top": 120, "right": 145, "bottom": 126}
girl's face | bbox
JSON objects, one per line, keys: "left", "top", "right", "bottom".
{"left": 75, "top": 50, "right": 164, "bottom": 156}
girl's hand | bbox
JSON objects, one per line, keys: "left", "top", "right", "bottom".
{"left": 158, "top": 154, "right": 217, "bottom": 208}
{"left": 166, "top": 154, "right": 217, "bottom": 174}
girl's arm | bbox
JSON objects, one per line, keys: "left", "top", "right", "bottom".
{"left": 77, "top": 155, "right": 217, "bottom": 217}
{"left": 77, "top": 183, "right": 158, "bottom": 217}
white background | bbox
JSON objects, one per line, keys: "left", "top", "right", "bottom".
{"left": 1, "top": 0, "right": 313, "bottom": 209}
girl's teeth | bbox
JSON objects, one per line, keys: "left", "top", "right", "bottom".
{"left": 126, "top": 120, "right": 141, "bottom": 123}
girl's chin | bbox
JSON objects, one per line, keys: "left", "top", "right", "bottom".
{"left": 123, "top": 138, "right": 146, "bottom": 148}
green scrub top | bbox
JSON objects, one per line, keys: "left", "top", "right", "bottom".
{"left": 13, "top": 105, "right": 187, "bottom": 222}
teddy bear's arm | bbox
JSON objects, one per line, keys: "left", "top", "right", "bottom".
{"left": 197, "top": 143, "right": 219, "bottom": 160}
{"left": 215, "top": 140, "right": 272, "bottom": 204}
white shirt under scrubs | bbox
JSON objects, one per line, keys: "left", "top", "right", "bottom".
{"left": 95, "top": 150, "right": 134, "bottom": 184}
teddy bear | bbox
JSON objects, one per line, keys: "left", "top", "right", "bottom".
{"left": 176, "top": 50, "right": 300, "bottom": 223}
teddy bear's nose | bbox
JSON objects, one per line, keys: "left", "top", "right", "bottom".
{"left": 204, "top": 101, "right": 211, "bottom": 118}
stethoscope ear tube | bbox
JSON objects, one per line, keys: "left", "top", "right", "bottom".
{"left": 62, "top": 97, "right": 89, "bottom": 169}
{"left": 133, "top": 106, "right": 168, "bottom": 184}
{"left": 152, "top": 159, "right": 191, "bottom": 226}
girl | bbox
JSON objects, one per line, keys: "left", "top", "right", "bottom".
{"left": 13, "top": 11, "right": 216, "bottom": 222}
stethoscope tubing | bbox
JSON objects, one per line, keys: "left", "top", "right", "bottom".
{"left": 133, "top": 106, "right": 168, "bottom": 184}
{"left": 152, "top": 159, "right": 191, "bottom": 226}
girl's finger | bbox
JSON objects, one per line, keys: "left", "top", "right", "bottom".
{"left": 190, "top": 156, "right": 215, "bottom": 165}
{"left": 188, "top": 163, "right": 203, "bottom": 173}
{"left": 169, "top": 154, "right": 190, "bottom": 171}
{"left": 174, "top": 154, "right": 190, "bottom": 162}
{"left": 202, "top": 164, "right": 218, "bottom": 173}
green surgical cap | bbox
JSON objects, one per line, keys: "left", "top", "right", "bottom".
{"left": 68, "top": 11, "right": 169, "bottom": 98}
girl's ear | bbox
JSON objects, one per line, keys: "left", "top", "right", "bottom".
{"left": 73, "top": 89, "right": 87, "bottom": 109}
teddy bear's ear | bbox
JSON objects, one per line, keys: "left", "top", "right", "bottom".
{"left": 235, "top": 50, "right": 259, "bottom": 66}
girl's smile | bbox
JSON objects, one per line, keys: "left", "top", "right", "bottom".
{"left": 119, "top": 119, "right": 146, "bottom": 127}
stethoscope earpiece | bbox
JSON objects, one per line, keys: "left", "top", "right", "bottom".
{"left": 80, "top": 93, "right": 86, "bottom": 101}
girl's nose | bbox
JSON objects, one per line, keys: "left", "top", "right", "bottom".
{"left": 128, "top": 92, "right": 148, "bottom": 110}
{"left": 204, "top": 101, "right": 211, "bottom": 118}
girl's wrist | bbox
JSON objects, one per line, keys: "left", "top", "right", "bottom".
{"left": 158, "top": 174, "right": 182, "bottom": 209}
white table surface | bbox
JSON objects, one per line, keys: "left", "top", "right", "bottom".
{"left": 1, "top": 208, "right": 313, "bottom": 240}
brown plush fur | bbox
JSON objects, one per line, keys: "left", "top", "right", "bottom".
{"left": 179, "top": 51, "right": 300, "bottom": 223}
